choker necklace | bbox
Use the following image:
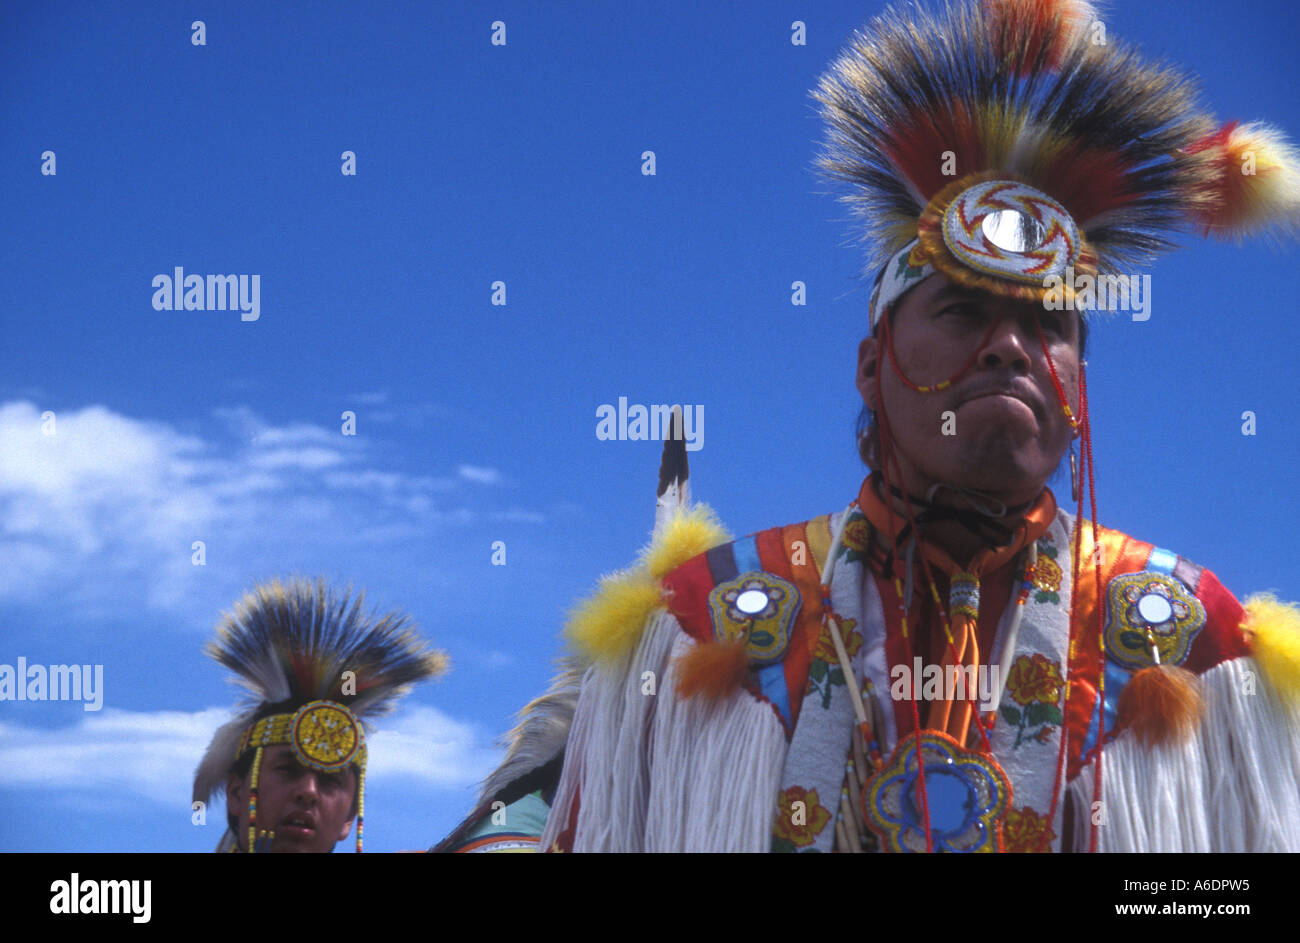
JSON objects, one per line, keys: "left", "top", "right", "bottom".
{"left": 879, "top": 479, "right": 1033, "bottom": 560}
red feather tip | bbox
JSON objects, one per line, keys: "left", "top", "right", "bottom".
{"left": 987, "top": 0, "right": 1098, "bottom": 73}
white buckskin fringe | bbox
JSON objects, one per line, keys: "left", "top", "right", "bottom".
{"left": 1069, "top": 727, "right": 1211, "bottom": 852}
{"left": 1200, "top": 656, "right": 1300, "bottom": 851}
{"left": 644, "top": 631, "right": 788, "bottom": 852}
{"left": 541, "top": 608, "right": 683, "bottom": 852}
{"left": 1068, "top": 656, "right": 1300, "bottom": 851}
{"left": 539, "top": 608, "right": 789, "bottom": 852}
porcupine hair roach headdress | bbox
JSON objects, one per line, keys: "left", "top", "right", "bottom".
{"left": 813, "top": 0, "right": 1300, "bottom": 329}
{"left": 193, "top": 577, "right": 448, "bottom": 852}
{"left": 812, "top": 0, "right": 1299, "bottom": 854}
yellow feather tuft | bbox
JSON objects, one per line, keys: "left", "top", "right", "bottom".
{"left": 1242, "top": 593, "right": 1300, "bottom": 701}
{"left": 563, "top": 571, "right": 664, "bottom": 666}
{"left": 640, "top": 505, "right": 730, "bottom": 580}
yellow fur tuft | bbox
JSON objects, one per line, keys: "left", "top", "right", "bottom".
{"left": 563, "top": 571, "right": 664, "bottom": 665}
{"left": 641, "top": 505, "right": 730, "bottom": 580}
{"left": 1243, "top": 593, "right": 1300, "bottom": 700}
{"left": 563, "top": 505, "right": 730, "bottom": 666}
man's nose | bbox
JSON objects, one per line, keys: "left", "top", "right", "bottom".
{"left": 979, "top": 314, "right": 1033, "bottom": 370}
{"left": 294, "top": 772, "right": 322, "bottom": 802}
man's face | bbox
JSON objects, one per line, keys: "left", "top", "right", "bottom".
{"left": 857, "top": 273, "right": 1080, "bottom": 507}
{"left": 226, "top": 744, "right": 356, "bottom": 853}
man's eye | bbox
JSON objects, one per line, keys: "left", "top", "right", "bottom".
{"left": 940, "top": 303, "right": 977, "bottom": 317}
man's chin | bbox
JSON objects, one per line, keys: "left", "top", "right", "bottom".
{"left": 270, "top": 840, "right": 333, "bottom": 853}
{"left": 264, "top": 829, "right": 334, "bottom": 853}
{"left": 957, "top": 394, "right": 1040, "bottom": 433}
{"left": 930, "top": 452, "right": 1056, "bottom": 504}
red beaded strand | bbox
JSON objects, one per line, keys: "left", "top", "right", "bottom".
{"left": 869, "top": 301, "right": 1099, "bottom": 852}
{"left": 1080, "top": 364, "right": 1105, "bottom": 853}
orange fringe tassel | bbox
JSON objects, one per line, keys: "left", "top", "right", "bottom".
{"left": 675, "top": 640, "right": 750, "bottom": 701}
{"left": 1115, "top": 664, "right": 1204, "bottom": 747}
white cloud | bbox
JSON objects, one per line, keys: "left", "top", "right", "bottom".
{"left": 0, "top": 705, "right": 500, "bottom": 805}
{"left": 0, "top": 708, "right": 227, "bottom": 804}
{"left": 367, "top": 706, "right": 501, "bottom": 784}
{"left": 0, "top": 400, "right": 545, "bottom": 614}
{"left": 457, "top": 464, "right": 502, "bottom": 486}
{"left": 249, "top": 447, "right": 345, "bottom": 471}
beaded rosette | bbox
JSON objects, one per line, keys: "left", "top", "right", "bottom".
{"left": 863, "top": 730, "right": 1012, "bottom": 853}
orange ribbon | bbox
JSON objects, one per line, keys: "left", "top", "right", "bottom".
{"left": 858, "top": 477, "right": 1056, "bottom": 745}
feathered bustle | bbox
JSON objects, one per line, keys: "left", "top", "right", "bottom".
{"left": 476, "top": 655, "right": 585, "bottom": 805}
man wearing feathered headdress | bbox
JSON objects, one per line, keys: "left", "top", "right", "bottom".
{"left": 194, "top": 577, "right": 447, "bottom": 853}
{"left": 437, "top": 0, "right": 1300, "bottom": 853}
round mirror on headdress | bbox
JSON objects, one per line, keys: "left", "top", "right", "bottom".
{"left": 941, "top": 179, "right": 1082, "bottom": 284}
{"left": 980, "top": 208, "right": 1048, "bottom": 254}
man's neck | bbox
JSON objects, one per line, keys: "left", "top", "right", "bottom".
{"left": 870, "top": 475, "right": 1042, "bottom": 568}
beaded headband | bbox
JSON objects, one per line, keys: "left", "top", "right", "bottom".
{"left": 238, "top": 699, "right": 368, "bottom": 773}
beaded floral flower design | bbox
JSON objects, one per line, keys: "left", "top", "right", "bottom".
{"left": 1001, "top": 654, "right": 1065, "bottom": 749}
{"left": 805, "top": 616, "right": 860, "bottom": 711}
{"left": 1003, "top": 805, "right": 1057, "bottom": 853}
{"left": 1029, "top": 543, "right": 1063, "bottom": 603}
{"left": 772, "top": 785, "right": 832, "bottom": 851}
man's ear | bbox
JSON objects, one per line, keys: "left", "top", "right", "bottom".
{"left": 336, "top": 817, "right": 354, "bottom": 842}
{"left": 857, "top": 335, "right": 880, "bottom": 409}
{"left": 226, "top": 772, "right": 244, "bottom": 821}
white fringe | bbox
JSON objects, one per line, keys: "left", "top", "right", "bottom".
{"left": 1069, "top": 729, "right": 1211, "bottom": 852}
{"left": 539, "top": 609, "right": 789, "bottom": 852}
{"left": 645, "top": 631, "right": 788, "bottom": 852}
{"left": 1068, "top": 656, "right": 1300, "bottom": 851}
{"left": 540, "top": 609, "right": 681, "bottom": 851}
{"left": 1200, "top": 657, "right": 1300, "bottom": 851}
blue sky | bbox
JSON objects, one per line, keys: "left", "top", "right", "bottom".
{"left": 1, "top": 0, "right": 1297, "bottom": 851}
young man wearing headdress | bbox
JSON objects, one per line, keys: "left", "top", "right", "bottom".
{"left": 436, "top": 0, "right": 1300, "bottom": 853}
{"left": 194, "top": 577, "right": 447, "bottom": 853}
